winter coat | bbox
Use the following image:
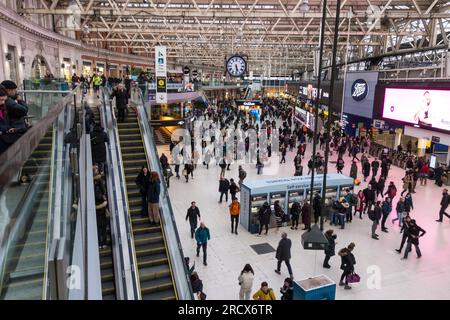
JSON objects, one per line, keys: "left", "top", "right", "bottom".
{"left": 363, "top": 188, "right": 375, "bottom": 202}
{"left": 386, "top": 185, "right": 397, "bottom": 198}
{"left": 195, "top": 226, "right": 211, "bottom": 244}
{"left": 381, "top": 201, "right": 392, "bottom": 216}
{"left": 404, "top": 195, "right": 414, "bottom": 212}
{"left": 135, "top": 172, "right": 149, "bottom": 195}
{"left": 219, "top": 179, "right": 230, "bottom": 192}
{"left": 402, "top": 175, "right": 413, "bottom": 190}
{"left": 363, "top": 161, "right": 371, "bottom": 177}
{"left": 111, "top": 88, "right": 129, "bottom": 109}
{"left": 339, "top": 249, "right": 356, "bottom": 272}
{"left": 90, "top": 126, "right": 109, "bottom": 163}
{"left": 147, "top": 180, "right": 160, "bottom": 203}
{"left": 229, "top": 202, "right": 240, "bottom": 216}
{"left": 186, "top": 207, "right": 201, "bottom": 225}
{"left": 441, "top": 193, "right": 450, "bottom": 209}
{"left": 280, "top": 285, "right": 294, "bottom": 300}
{"left": 4, "top": 97, "right": 28, "bottom": 132}
{"left": 238, "top": 272, "right": 254, "bottom": 291}
{"left": 350, "top": 163, "right": 358, "bottom": 179}
{"left": 324, "top": 234, "right": 337, "bottom": 256}
{"left": 258, "top": 204, "right": 272, "bottom": 225}
{"left": 301, "top": 203, "right": 311, "bottom": 225}
{"left": 253, "top": 288, "right": 276, "bottom": 300}
{"left": 407, "top": 225, "right": 426, "bottom": 245}
{"left": 290, "top": 202, "right": 301, "bottom": 218}
{"left": 396, "top": 201, "right": 405, "bottom": 213}
{"left": 276, "top": 237, "right": 292, "bottom": 261}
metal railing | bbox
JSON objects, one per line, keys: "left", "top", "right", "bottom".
{"left": 0, "top": 87, "right": 78, "bottom": 300}
{"left": 99, "top": 87, "right": 139, "bottom": 300}
{"left": 135, "top": 91, "right": 194, "bottom": 300}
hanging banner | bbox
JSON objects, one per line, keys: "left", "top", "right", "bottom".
{"left": 155, "top": 46, "right": 167, "bottom": 103}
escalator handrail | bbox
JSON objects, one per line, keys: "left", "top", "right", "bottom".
{"left": 100, "top": 87, "right": 140, "bottom": 300}
{"left": 135, "top": 93, "right": 194, "bottom": 300}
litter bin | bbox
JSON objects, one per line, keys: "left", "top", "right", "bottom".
{"left": 293, "top": 274, "right": 336, "bottom": 300}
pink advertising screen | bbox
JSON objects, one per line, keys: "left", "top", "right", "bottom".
{"left": 382, "top": 88, "right": 450, "bottom": 132}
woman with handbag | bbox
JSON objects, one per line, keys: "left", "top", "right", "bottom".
{"left": 338, "top": 242, "right": 357, "bottom": 290}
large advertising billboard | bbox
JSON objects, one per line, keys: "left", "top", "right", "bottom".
{"left": 343, "top": 71, "right": 379, "bottom": 119}
{"left": 382, "top": 88, "right": 450, "bottom": 133}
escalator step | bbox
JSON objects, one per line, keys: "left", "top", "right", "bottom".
{"left": 135, "top": 245, "right": 166, "bottom": 257}
{"left": 139, "top": 264, "right": 171, "bottom": 282}
{"left": 142, "top": 289, "right": 176, "bottom": 300}
{"left": 137, "top": 254, "right": 169, "bottom": 268}
{"left": 133, "top": 234, "right": 164, "bottom": 246}
{"left": 140, "top": 276, "right": 173, "bottom": 295}
{"left": 133, "top": 225, "right": 161, "bottom": 235}
{"left": 101, "top": 281, "right": 116, "bottom": 296}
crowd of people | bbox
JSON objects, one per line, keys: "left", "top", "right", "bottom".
{"left": 150, "top": 94, "right": 447, "bottom": 300}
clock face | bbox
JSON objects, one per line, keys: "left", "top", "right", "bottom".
{"left": 226, "top": 55, "right": 247, "bottom": 77}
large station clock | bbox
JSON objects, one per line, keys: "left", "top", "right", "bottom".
{"left": 226, "top": 55, "right": 247, "bottom": 77}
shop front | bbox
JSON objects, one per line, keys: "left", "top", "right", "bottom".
{"left": 235, "top": 100, "right": 262, "bottom": 121}
{"left": 62, "top": 58, "right": 71, "bottom": 81}
{"left": 96, "top": 63, "right": 105, "bottom": 74}
{"left": 82, "top": 61, "right": 92, "bottom": 76}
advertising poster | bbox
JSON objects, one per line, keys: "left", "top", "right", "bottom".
{"left": 382, "top": 88, "right": 450, "bottom": 133}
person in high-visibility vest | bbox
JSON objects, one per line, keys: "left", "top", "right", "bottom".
{"left": 92, "top": 73, "right": 102, "bottom": 97}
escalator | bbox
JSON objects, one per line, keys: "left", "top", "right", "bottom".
{"left": 117, "top": 108, "right": 176, "bottom": 300}
{"left": 91, "top": 106, "right": 116, "bottom": 300}
{"left": 0, "top": 128, "right": 53, "bottom": 300}
{"left": 153, "top": 128, "right": 172, "bottom": 145}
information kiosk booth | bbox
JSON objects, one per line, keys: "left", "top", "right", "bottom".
{"left": 240, "top": 174, "right": 354, "bottom": 234}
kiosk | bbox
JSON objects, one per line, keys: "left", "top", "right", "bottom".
{"left": 293, "top": 274, "right": 336, "bottom": 300}
{"left": 240, "top": 174, "right": 354, "bottom": 234}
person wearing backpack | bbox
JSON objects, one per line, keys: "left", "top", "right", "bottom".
{"left": 229, "top": 178, "right": 240, "bottom": 201}
{"left": 338, "top": 243, "right": 356, "bottom": 290}
{"left": 218, "top": 177, "right": 230, "bottom": 203}
{"left": 370, "top": 201, "right": 382, "bottom": 240}
{"left": 336, "top": 156, "right": 345, "bottom": 174}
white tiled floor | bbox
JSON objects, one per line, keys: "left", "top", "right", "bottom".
{"left": 159, "top": 137, "right": 450, "bottom": 300}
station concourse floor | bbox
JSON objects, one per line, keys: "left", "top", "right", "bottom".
{"left": 157, "top": 139, "right": 450, "bottom": 300}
